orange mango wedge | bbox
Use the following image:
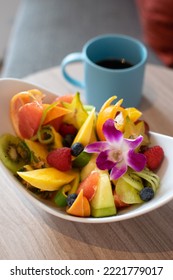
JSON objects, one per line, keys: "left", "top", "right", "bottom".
{"left": 42, "top": 104, "right": 71, "bottom": 124}
{"left": 17, "top": 167, "right": 78, "bottom": 191}
{"left": 66, "top": 189, "right": 91, "bottom": 217}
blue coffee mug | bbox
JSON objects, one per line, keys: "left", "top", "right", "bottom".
{"left": 61, "top": 34, "right": 147, "bottom": 110}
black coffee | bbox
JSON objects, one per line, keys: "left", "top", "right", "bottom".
{"left": 96, "top": 58, "right": 133, "bottom": 69}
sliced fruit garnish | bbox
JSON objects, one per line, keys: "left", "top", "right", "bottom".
{"left": 54, "top": 94, "right": 74, "bottom": 105}
{"left": 125, "top": 107, "right": 142, "bottom": 123}
{"left": 133, "top": 168, "right": 160, "bottom": 193}
{"left": 77, "top": 171, "right": 99, "bottom": 201}
{"left": 113, "top": 192, "right": 129, "bottom": 208}
{"left": 42, "top": 103, "right": 71, "bottom": 124}
{"left": 72, "top": 151, "right": 92, "bottom": 168}
{"left": 122, "top": 170, "right": 143, "bottom": 191}
{"left": 54, "top": 184, "right": 72, "bottom": 207}
{"left": 90, "top": 171, "right": 117, "bottom": 217}
{"left": 17, "top": 167, "right": 77, "bottom": 191}
{"left": 62, "top": 92, "right": 88, "bottom": 129}
{"left": 18, "top": 102, "right": 43, "bottom": 139}
{"left": 96, "top": 97, "right": 123, "bottom": 140}
{"left": 10, "top": 89, "right": 44, "bottom": 138}
{"left": 116, "top": 177, "right": 143, "bottom": 204}
{"left": 72, "top": 108, "right": 96, "bottom": 146}
{"left": 99, "top": 96, "right": 118, "bottom": 113}
{"left": 123, "top": 117, "right": 150, "bottom": 148}
{"left": 0, "top": 133, "right": 30, "bottom": 173}
{"left": 80, "top": 154, "right": 98, "bottom": 181}
{"left": 66, "top": 189, "right": 91, "bottom": 217}
{"left": 24, "top": 139, "right": 48, "bottom": 163}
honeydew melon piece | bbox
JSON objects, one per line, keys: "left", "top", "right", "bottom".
{"left": 90, "top": 171, "right": 116, "bottom": 217}
{"left": 116, "top": 177, "right": 143, "bottom": 204}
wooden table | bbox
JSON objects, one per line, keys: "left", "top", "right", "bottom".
{"left": 1, "top": 64, "right": 173, "bottom": 260}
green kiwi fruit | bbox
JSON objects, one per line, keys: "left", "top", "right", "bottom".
{"left": 0, "top": 133, "right": 30, "bottom": 174}
{"left": 122, "top": 170, "right": 143, "bottom": 191}
{"left": 133, "top": 168, "right": 160, "bottom": 193}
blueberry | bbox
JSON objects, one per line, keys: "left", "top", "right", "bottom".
{"left": 71, "top": 142, "right": 84, "bottom": 157}
{"left": 139, "top": 187, "right": 154, "bottom": 202}
{"left": 67, "top": 193, "right": 78, "bottom": 207}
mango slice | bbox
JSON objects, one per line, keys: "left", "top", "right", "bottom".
{"left": 17, "top": 167, "right": 78, "bottom": 191}
{"left": 24, "top": 139, "right": 48, "bottom": 161}
{"left": 72, "top": 108, "right": 96, "bottom": 146}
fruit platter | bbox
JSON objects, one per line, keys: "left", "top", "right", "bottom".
{"left": 0, "top": 78, "right": 173, "bottom": 223}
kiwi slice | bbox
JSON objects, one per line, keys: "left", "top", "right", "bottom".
{"left": 0, "top": 133, "right": 30, "bottom": 174}
{"left": 122, "top": 170, "right": 143, "bottom": 191}
{"left": 133, "top": 168, "right": 160, "bottom": 193}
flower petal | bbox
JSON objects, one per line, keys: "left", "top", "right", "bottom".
{"left": 103, "top": 119, "right": 122, "bottom": 144}
{"left": 85, "top": 141, "right": 109, "bottom": 153}
{"left": 110, "top": 161, "right": 127, "bottom": 180}
{"left": 123, "top": 135, "right": 143, "bottom": 150}
{"left": 96, "top": 150, "right": 115, "bottom": 170}
{"left": 126, "top": 149, "right": 146, "bottom": 171}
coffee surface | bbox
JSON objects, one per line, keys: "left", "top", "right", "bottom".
{"left": 96, "top": 58, "right": 133, "bottom": 69}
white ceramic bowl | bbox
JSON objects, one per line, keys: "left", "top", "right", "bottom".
{"left": 0, "top": 78, "right": 173, "bottom": 223}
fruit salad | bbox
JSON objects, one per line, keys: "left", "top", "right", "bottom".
{"left": 0, "top": 90, "right": 164, "bottom": 218}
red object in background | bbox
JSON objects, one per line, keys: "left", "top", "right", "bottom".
{"left": 136, "top": 0, "right": 173, "bottom": 67}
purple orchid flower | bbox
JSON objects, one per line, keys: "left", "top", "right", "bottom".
{"left": 85, "top": 119, "right": 146, "bottom": 180}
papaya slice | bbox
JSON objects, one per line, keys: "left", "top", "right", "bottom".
{"left": 66, "top": 189, "right": 91, "bottom": 217}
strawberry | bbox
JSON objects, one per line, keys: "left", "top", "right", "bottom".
{"left": 47, "top": 147, "right": 72, "bottom": 171}
{"left": 143, "top": 145, "right": 164, "bottom": 171}
{"left": 59, "top": 123, "right": 77, "bottom": 137}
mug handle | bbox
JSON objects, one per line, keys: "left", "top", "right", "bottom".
{"left": 61, "top": 52, "right": 85, "bottom": 88}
